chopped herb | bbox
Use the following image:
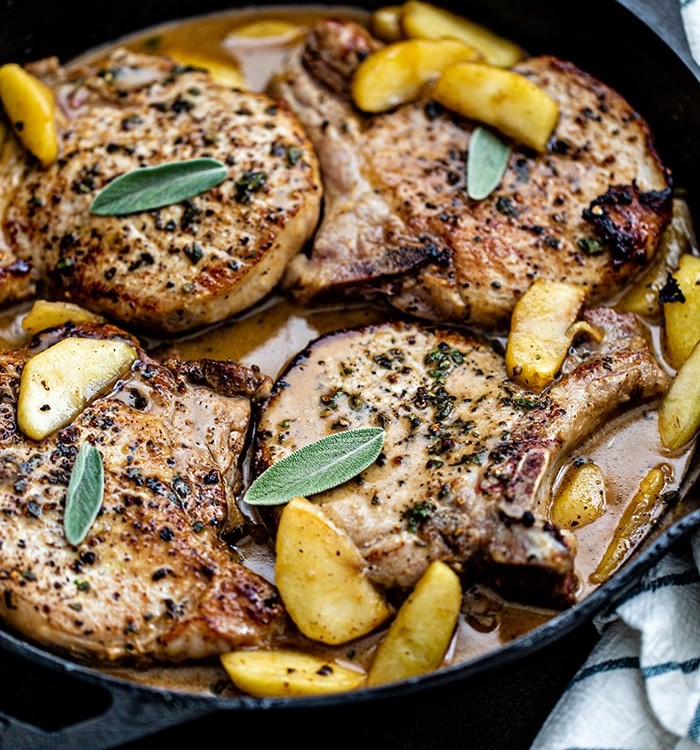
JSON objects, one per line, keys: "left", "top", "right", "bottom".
{"left": 287, "top": 146, "right": 303, "bottom": 166}
{"left": 495, "top": 196, "right": 520, "bottom": 217}
{"left": 183, "top": 242, "right": 204, "bottom": 264}
{"left": 577, "top": 237, "right": 604, "bottom": 256}
{"left": 234, "top": 170, "right": 266, "bottom": 204}
{"left": 403, "top": 501, "right": 436, "bottom": 532}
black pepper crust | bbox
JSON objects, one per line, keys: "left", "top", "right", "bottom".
{"left": 0, "top": 322, "right": 287, "bottom": 663}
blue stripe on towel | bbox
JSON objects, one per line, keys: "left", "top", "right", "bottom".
{"left": 642, "top": 657, "right": 700, "bottom": 678}
{"left": 682, "top": 0, "right": 696, "bottom": 8}
{"left": 570, "top": 656, "right": 639, "bottom": 686}
{"left": 689, "top": 700, "right": 700, "bottom": 741}
{"left": 612, "top": 569, "right": 699, "bottom": 608}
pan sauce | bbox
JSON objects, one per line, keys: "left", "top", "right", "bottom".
{"left": 2, "top": 3, "right": 698, "bottom": 697}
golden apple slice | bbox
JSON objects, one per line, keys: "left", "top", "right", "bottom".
{"left": 400, "top": 1, "right": 524, "bottom": 67}
{"left": 352, "top": 38, "right": 482, "bottom": 113}
{"left": 505, "top": 280, "right": 599, "bottom": 392}
{"left": 658, "top": 340, "right": 700, "bottom": 451}
{"left": 662, "top": 253, "right": 700, "bottom": 370}
{"left": 228, "top": 19, "right": 306, "bottom": 39}
{"left": 0, "top": 63, "right": 58, "bottom": 166}
{"left": 220, "top": 649, "right": 365, "bottom": 698}
{"left": 275, "top": 496, "right": 392, "bottom": 645}
{"left": 17, "top": 337, "right": 137, "bottom": 440}
{"left": 370, "top": 5, "right": 404, "bottom": 42}
{"left": 22, "top": 300, "right": 104, "bottom": 336}
{"left": 590, "top": 466, "right": 669, "bottom": 584}
{"left": 367, "top": 560, "right": 461, "bottom": 687}
{"left": 433, "top": 62, "right": 559, "bottom": 151}
{"left": 550, "top": 462, "right": 606, "bottom": 530}
{"left": 160, "top": 47, "right": 245, "bottom": 88}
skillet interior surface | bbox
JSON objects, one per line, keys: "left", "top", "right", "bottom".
{"left": 0, "top": 1, "right": 698, "bottom": 748}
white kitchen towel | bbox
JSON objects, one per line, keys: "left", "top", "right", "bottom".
{"left": 531, "top": 529, "right": 700, "bottom": 750}
{"left": 681, "top": 0, "right": 700, "bottom": 65}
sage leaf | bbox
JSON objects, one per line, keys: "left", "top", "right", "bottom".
{"left": 466, "top": 126, "right": 511, "bottom": 201}
{"left": 64, "top": 442, "right": 104, "bottom": 546}
{"left": 244, "top": 427, "right": 385, "bottom": 506}
{"left": 90, "top": 158, "right": 228, "bottom": 216}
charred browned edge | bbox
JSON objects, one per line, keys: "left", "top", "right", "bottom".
{"left": 301, "top": 16, "right": 380, "bottom": 98}
{"left": 289, "top": 238, "right": 453, "bottom": 305}
{"left": 166, "top": 358, "right": 272, "bottom": 400}
{"left": 583, "top": 183, "right": 673, "bottom": 267}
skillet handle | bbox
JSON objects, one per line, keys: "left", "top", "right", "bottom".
{"left": 0, "top": 677, "right": 214, "bottom": 750}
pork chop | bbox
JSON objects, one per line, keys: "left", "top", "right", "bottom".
{"left": 252, "top": 309, "right": 668, "bottom": 607}
{"left": 0, "top": 48, "right": 322, "bottom": 333}
{"left": 0, "top": 321, "right": 287, "bottom": 662}
{"left": 269, "top": 19, "right": 672, "bottom": 330}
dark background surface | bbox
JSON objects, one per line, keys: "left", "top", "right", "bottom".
{"left": 0, "top": 1, "right": 698, "bottom": 748}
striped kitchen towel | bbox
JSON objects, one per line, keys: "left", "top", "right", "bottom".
{"left": 530, "top": 529, "right": 700, "bottom": 750}
{"left": 682, "top": 0, "right": 700, "bottom": 65}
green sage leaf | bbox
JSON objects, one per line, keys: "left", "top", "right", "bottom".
{"left": 466, "top": 126, "right": 511, "bottom": 201}
{"left": 64, "top": 442, "right": 104, "bottom": 546}
{"left": 90, "top": 158, "right": 228, "bottom": 216}
{"left": 244, "top": 427, "right": 385, "bottom": 506}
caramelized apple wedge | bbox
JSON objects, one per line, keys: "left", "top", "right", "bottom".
{"left": 159, "top": 46, "right": 245, "bottom": 88}
{"left": 352, "top": 38, "right": 482, "bottom": 113}
{"left": 506, "top": 280, "right": 600, "bottom": 392}
{"left": 433, "top": 62, "right": 559, "bottom": 151}
{"left": 220, "top": 649, "right": 366, "bottom": 697}
{"left": 0, "top": 63, "right": 58, "bottom": 166}
{"left": 590, "top": 466, "right": 669, "bottom": 583}
{"left": 370, "top": 5, "right": 404, "bottom": 42}
{"left": 275, "top": 496, "right": 392, "bottom": 645}
{"left": 662, "top": 253, "right": 700, "bottom": 370}
{"left": 22, "top": 300, "right": 104, "bottom": 336}
{"left": 400, "top": 0, "right": 525, "bottom": 67}
{"left": 550, "top": 462, "right": 606, "bottom": 530}
{"left": 17, "top": 337, "right": 137, "bottom": 440}
{"left": 367, "top": 560, "right": 461, "bottom": 687}
{"left": 658, "top": 341, "right": 700, "bottom": 451}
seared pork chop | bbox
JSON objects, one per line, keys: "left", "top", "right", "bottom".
{"left": 0, "top": 322, "right": 286, "bottom": 662}
{"left": 1, "top": 48, "right": 321, "bottom": 333}
{"left": 253, "top": 309, "right": 668, "bottom": 606}
{"left": 269, "top": 19, "right": 672, "bottom": 330}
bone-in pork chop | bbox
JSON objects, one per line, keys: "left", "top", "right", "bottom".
{"left": 269, "top": 19, "right": 672, "bottom": 330}
{"left": 253, "top": 309, "right": 668, "bottom": 606}
{"left": 0, "top": 322, "right": 286, "bottom": 662}
{"left": 1, "top": 48, "right": 321, "bottom": 333}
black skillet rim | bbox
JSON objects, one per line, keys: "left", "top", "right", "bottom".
{"left": 0, "top": 0, "right": 698, "bottom": 735}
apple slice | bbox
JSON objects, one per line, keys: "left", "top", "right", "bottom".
{"left": 220, "top": 649, "right": 365, "bottom": 697}
{"left": 433, "top": 62, "right": 559, "bottom": 152}
{"left": 17, "top": 337, "right": 137, "bottom": 440}
{"left": 367, "top": 560, "right": 462, "bottom": 687}
{"left": 22, "top": 300, "right": 104, "bottom": 336}
{"left": 275, "top": 496, "right": 392, "bottom": 645}
{"left": 352, "top": 38, "right": 481, "bottom": 113}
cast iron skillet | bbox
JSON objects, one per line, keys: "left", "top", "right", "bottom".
{"left": 0, "top": 1, "right": 698, "bottom": 748}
